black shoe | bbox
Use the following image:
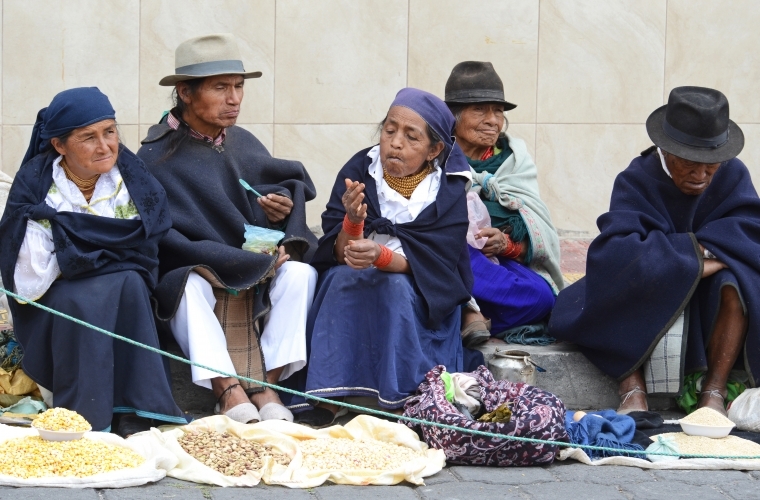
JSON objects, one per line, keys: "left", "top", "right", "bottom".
{"left": 296, "top": 407, "right": 339, "bottom": 429}
{"left": 114, "top": 414, "right": 154, "bottom": 438}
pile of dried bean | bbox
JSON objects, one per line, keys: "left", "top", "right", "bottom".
{"left": 177, "top": 429, "right": 290, "bottom": 476}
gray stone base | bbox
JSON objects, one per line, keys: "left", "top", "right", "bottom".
{"left": 475, "top": 339, "right": 675, "bottom": 410}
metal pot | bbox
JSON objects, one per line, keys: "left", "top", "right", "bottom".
{"left": 488, "top": 349, "right": 538, "bottom": 385}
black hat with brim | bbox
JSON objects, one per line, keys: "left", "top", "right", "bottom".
{"left": 646, "top": 87, "right": 744, "bottom": 164}
{"left": 444, "top": 61, "right": 517, "bottom": 111}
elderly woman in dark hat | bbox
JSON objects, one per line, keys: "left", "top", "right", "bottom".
{"left": 0, "top": 87, "right": 187, "bottom": 435}
{"left": 444, "top": 62, "right": 563, "bottom": 347}
{"left": 550, "top": 86, "right": 758, "bottom": 416}
{"left": 293, "top": 88, "right": 482, "bottom": 427}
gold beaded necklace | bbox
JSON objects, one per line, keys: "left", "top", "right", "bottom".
{"left": 61, "top": 158, "right": 100, "bottom": 203}
{"left": 383, "top": 163, "right": 434, "bottom": 199}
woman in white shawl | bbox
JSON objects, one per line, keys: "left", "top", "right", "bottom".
{"left": 444, "top": 62, "right": 563, "bottom": 347}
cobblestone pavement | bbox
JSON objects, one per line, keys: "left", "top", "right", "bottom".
{"left": 3, "top": 464, "right": 760, "bottom": 499}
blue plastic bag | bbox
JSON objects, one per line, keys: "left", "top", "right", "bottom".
{"left": 242, "top": 224, "right": 285, "bottom": 255}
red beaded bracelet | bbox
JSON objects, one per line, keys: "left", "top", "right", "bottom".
{"left": 342, "top": 214, "right": 364, "bottom": 237}
{"left": 500, "top": 237, "right": 523, "bottom": 260}
{"left": 373, "top": 245, "right": 394, "bottom": 269}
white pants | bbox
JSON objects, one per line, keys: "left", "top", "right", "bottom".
{"left": 170, "top": 261, "right": 317, "bottom": 389}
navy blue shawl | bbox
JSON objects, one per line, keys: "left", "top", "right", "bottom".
{"left": 0, "top": 146, "right": 171, "bottom": 317}
{"left": 311, "top": 147, "right": 473, "bottom": 328}
{"left": 549, "top": 149, "right": 760, "bottom": 384}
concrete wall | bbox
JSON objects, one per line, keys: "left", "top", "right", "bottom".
{"left": 1, "top": 0, "right": 758, "bottom": 234}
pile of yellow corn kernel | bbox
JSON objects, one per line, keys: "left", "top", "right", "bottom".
{"left": 299, "top": 438, "right": 424, "bottom": 471}
{"left": 33, "top": 408, "right": 91, "bottom": 432}
{"left": 0, "top": 436, "right": 145, "bottom": 478}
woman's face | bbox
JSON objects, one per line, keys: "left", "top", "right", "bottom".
{"left": 454, "top": 103, "right": 506, "bottom": 150}
{"left": 52, "top": 119, "right": 119, "bottom": 178}
{"left": 663, "top": 151, "right": 721, "bottom": 196}
{"left": 379, "top": 106, "right": 444, "bottom": 177}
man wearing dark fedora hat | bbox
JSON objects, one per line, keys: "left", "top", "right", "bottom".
{"left": 550, "top": 86, "right": 760, "bottom": 416}
{"left": 444, "top": 61, "right": 562, "bottom": 348}
{"left": 138, "top": 34, "right": 319, "bottom": 424}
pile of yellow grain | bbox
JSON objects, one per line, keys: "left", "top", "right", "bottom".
{"left": 659, "top": 432, "right": 760, "bottom": 458}
{"left": 300, "top": 438, "right": 424, "bottom": 471}
{"left": 681, "top": 407, "right": 735, "bottom": 427}
{"left": 33, "top": 408, "right": 91, "bottom": 432}
{"left": 0, "top": 436, "right": 145, "bottom": 478}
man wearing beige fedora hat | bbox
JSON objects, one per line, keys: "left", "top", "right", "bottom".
{"left": 138, "top": 33, "right": 319, "bottom": 424}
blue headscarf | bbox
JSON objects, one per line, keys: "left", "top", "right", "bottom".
{"left": 389, "top": 88, "right": 470, "bottom": 175}
{"left": 22, "top": 87, "right": 116, "bottom": 166}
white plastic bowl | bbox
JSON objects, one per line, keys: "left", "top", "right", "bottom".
{"left": 33, "top": 424, "right": 91, "bottom": 442}
{"left": 679, "top": 420, "right": 734, "bottom": 438}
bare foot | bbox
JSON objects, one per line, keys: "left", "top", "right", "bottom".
{"left": 211, "top": 377, "right": 250, "bottom": 414}
{"left": 462, "top": 309, "right": 487, "bottom": 329}
{"left": 617, "top": 370, "right": 648, "bottom": 414}
{"left": 698, "top": 388, "right": 727, "bottom": 416}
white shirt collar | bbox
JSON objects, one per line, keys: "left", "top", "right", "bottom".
{"left": 657, "top": 147, "right": 672, "bottom": 179}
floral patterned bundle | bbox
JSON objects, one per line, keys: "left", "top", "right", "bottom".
{"left": 403, "top": 365, "right": 568, "bottom": 466}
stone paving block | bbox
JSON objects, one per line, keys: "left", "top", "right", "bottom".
{"left": 547, "top": 463, "right": 654, "bottom": 483}
{"left": 213, "top": 484, "right": 315, "bottom": 499}
{"left": 651, "top": 469, "right": 752, "bottom": 485}
{"left": 0, "top": 488, "right": 100, "bottom": 500}
{"left": 717, "top": 480, "right": 760, "bottom": 500}
{"left": 620, "top": 481, "right": 727, "bottom": 500}
{"left": 103, "top": 479, "right": 210, "bottom": 499}
{"left": 421, "top": 468, "right": 459, "bottom": 485}
{"left": 748, "top": 470, "right": 760, "bottom": 480}
{"left": 449, "top": 465, "right": 555, "bottom": 484}
{"left": 314, "top": 484, "right": 419, "bottom": 499}
{"left": 417, "top": 482, "right": 523, "bottom": 500}
{"left": 521, "top": 481, "right": 627, "bottom": 500}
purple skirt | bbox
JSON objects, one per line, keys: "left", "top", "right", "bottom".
{"left": 469, "top": 246, "right": 555, "bottom": 334}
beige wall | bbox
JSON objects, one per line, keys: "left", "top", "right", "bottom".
{"left": 1, "top": 0, "right": 758, "bottom": 234}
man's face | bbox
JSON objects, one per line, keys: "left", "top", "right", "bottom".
{"left": 179, "top": 75, "right": 244, "bottom": 132}
{"left": 663, "top": 152, "right": 721, "bottom": 196}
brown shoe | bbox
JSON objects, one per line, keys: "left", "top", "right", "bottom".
{"left": 461, "top": 318, "right": 491, "bottom": 348}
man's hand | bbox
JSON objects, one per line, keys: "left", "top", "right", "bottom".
{"left": 477, "top": 227, "right": 508, "bottom": 258}
{"left": 343, "top": 239, "right": 381, "bottom": 269}
{"left": 258, "top": 193, "right": 293, "bottom": 224}
{"left": 274, "top": 245, "right": 290, "bottom": 270}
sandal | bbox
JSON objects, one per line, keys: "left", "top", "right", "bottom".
{"left": 617, "top": 386, "right": 648, "bottom": 415}
{"left": 461, "top": 318, "right": 491, "bottom": 349}
{"left": 214, "top": 383, "right": 260, "bottom": 424}
{"left": 295, "top": 406, "right": 348, "bottom": 429}
{"left": 259, "top": 402, "right": 294, "bottom": 422}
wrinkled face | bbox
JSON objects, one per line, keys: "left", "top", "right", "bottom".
{"left": 454, "top": 103, "right": 506, "bottom": 149}
{"left": 51, "top": 119, "right": 119, "bottom": 176}
{"left": 379, "top": 106, "right": 444, "bottom": 177}
{"left": 663, "top": 152, "right": 721, "bottom": 196}
{"left": 179, "top": 74, "right": 244, "bottom": 131}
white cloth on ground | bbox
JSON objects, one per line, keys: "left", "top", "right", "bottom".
{"left": 170, "top": 261, "right": 317, "bottom": 389}
{"left": 365, "top": 145, "right": 441, "bottom": 258}
{"left": 450, "top": 373, "right": 481, "bottom": 414}
{"left": 12, "top": 156, "right": 139, "bottom": 302}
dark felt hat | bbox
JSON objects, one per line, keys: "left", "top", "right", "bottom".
{"left": 444, "top": 61, "right": 517, "bottom": 110}
{"left": 646, "top": 86, "right": 743, "bottom": 163}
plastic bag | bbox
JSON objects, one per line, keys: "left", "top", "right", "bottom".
{"left": 646, "top": 434, "right": 680, "bottom": 462}
{"left": 728, "top": 387, "right": 760, "bottom": 432}
{"left": 242, "top": 224, "right": 285, "bottom": 256}
{"left": 466, "top": 192, "right": 491, "bottom": 250}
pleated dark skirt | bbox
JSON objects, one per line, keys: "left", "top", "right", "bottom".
{"left": 13, "top": 271, "right": 187, "bottom": 431}
{"left": 297, "top": 265, "right": 471, "bottom": 410}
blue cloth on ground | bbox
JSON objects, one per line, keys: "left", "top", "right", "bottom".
{"left": 565, "top": 410, "right": 644, "bottom": 459}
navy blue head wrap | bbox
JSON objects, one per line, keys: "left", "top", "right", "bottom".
{"left": 22, "top": 87, "right": 116, "bottom": 166}
{"left": 389, "top": 87, "right": 470, "bottom": 175}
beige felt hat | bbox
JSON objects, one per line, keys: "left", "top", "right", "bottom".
{"left": 159, "top": 33, "right": 262, "bottom": 86}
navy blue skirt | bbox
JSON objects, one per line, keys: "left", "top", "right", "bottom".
{"left": 13, "top": 271, "right": 187, "bottom": 431}
{"left": 298, "top": 265, "right": 468, "bottom": 410}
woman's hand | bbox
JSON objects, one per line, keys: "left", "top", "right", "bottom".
{"left": 342, "top": 178, "right": 368, "bottom": 224}
{"left": 477, "top": 227, "right": 508, "bottom": 258}
{"left": 258, "top": 194, "right": 293, "bottom": 224}
{"left": 343, "top": 239, "right": 381, "bottom": 269}
{"left": 702, "top": 258, "right": 727, "bottom": 278}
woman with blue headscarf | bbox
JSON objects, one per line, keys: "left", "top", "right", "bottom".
{"left": 0, "top": 87, "right": 186, "bottom": 435}
{"left": 294, "top": 88, "right": 482, "bottom": 427}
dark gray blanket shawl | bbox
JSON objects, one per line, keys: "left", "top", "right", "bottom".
{"left": 137, "top": 123, "right": 318, "bottom": 322}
